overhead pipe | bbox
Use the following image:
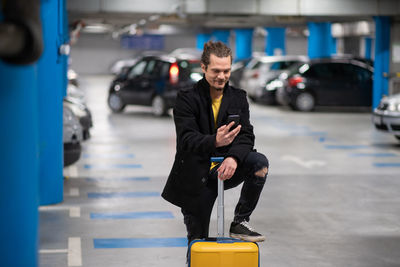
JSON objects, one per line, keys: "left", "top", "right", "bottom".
{"left": 0, "top": 0, "right": 43, "bottom": 64}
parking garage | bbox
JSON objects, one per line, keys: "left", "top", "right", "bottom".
{"left": 1, "top": 1, "right": 400, "bottom": 266}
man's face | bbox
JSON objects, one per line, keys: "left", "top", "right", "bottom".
{"left": 201, "top": 54, "right": 231, "bottom": 91}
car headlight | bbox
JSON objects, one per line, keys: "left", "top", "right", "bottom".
{"left": 265, "top": 80, "right": 283, "bottom": 91}
{"left": 114, "top": 84, "right": 121, "bottom": 91}
{"left": 65, "top": 102, "right": 87, "bottom": 118}
{"left": 388, "top": 103, "right": 400, "bottom": 112}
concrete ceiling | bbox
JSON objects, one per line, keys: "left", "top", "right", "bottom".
{"left": 67, "top": 0, "right": 400, "bottom": 35}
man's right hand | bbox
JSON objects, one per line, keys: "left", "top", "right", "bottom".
{"left": 215, "top": 121, "right": 241, "bottom": 147}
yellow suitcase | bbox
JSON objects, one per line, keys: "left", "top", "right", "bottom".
{"left": 189, "top": 238, "right": 259, "bottom": 267}
{"left": 189, "top": 158, "right": 260, "bottom": 267}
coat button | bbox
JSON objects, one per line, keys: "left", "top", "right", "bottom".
{"left": 201, "top": 177, "right": 206, "bottom": 183}
{"left": 181, "top": 160, "right": 184, "bottom": 164}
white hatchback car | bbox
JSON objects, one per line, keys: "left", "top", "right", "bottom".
{"left": 373, "top": 93, "right": 400, "bottom": 141}
{"left": 240, "top": 55, "right": 308, "bottom": 100}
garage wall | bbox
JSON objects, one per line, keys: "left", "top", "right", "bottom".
{"left": 70, "top": 32, "right": 197, "bottom": 75}
{"left": 70, "top": 32, "right": 308, "bottom": 75}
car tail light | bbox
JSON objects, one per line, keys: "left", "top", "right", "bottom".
{"left": 251, "top": 71, "right": 259, "bottom": 79}
{"left": 169, "top": 63, "right": 179, "bottom": 84}
{"left": 288, "top": 76, "right": 304, "bottom": 87}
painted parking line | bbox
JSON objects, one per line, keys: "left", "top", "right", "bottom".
{"left": 325, "top": 145, "right": 370, "bottom": 149}
{"left": 83, "top": 153, "right": 135, "bottom": 159}
{"left": 88, "top": 192, "right": 160, "bottom": 199}
{"left": 70, "top": 188, "right": 80, "bottom": 197}
{"left": 70, "top": 207, "right": 81, "bottom": 218}
{"left": 373, "top": 163, "right": 400, "bottom": 167}
{"left": 84, "top": 164, "right": 142, "bottom": 170}
{"left": 85, "top": 177, "right": 150, "bottom": 182}
{"left": 94, "top": 237, "right": 187, "bottom": 249}
{"left": 68, "top": 237, "right": 82, "bottom": 267}
{"left": 40, "top": 237, "right": 83, "bottom": 266}
{"left": 349, "top": 153, "right": 397, "bottom": 157}
{"left": 40, "top": 249, "right": 68, "bottom": 254}
{"left": 90, "top": 211, "right": 174, "bottom": 219}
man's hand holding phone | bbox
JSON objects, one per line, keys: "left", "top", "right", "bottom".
{"left": 215, "top": 115, "right": 241, "bottom": 148}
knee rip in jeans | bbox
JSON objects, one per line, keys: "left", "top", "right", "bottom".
{"left": 254, "top": 167, "right": 268, "bottom": 178}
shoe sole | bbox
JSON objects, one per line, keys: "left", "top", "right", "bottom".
{"left": 230, "top": 233, "right": 266, "bottom": 242}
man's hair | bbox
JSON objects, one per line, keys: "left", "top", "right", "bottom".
{"left": 201, "top": 41, "right": 232, "bottom": 69}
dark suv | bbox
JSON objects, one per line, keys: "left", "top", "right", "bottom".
{"left": 276, "top": 58, "right": 373, "bottom": 111}
{"left": 107, "top": 54, "right": 202, "bottom": 116}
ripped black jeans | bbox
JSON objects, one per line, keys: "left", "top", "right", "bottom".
{"left": 181, "top": 151, "right": 269, "bottom": 246}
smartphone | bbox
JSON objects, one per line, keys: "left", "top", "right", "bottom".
{"left": 227, "top": 114, "right": 240, "bottom": 129}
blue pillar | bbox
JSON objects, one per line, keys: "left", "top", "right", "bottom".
{"left": 234, "top": 28, "right": 253, "bottom": 60}
{"left": 364, "top": 37, "right": 372, "bottom": 60}
{"left": 60, "top": 0, "right": 69, "bottom": 97}
{"left": 373, "top": 16, "right": 391, "bottom": 109}
{"left": 212, "top": 29, "right": 230, "bottom": 45}
{"left": 307, "top": 22, "right": 333, "bottom": 59}
{"left": 331, "top": 37, "right": 337, "bottom": 55}
{"left": 196, "top": 33, "right": 211, "bottom": 50}
{"left": 37, "top": 0, "right": 65, "bottom": 205}
{"left": 0, "top": 57, "right": 40, "bottom": 267}
{"left": 265, "top": 27, "right": 286, "bottom": 56}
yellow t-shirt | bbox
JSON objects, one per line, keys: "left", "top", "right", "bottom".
{"left": 211, "top": 94, "right": 223, "bottom": 170}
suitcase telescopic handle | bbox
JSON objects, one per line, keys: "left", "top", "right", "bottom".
{"left": 210, "top": 157, "right": 225, "bottom": 238}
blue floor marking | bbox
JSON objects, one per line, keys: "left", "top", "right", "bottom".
{"left": 84, "top": 164, "right": 142, "bottom": 169}
{"left": 88, "top": 192, "right": 160, "bottom": 198}
{"left": 373, "top": 163, "right": 400, "bottom": 167}
{"left": 85, "top": 177, "right": 150, "bottom": 182}
{"left": 291, "top": 131, "right": 327, "bottom": 136}
{"left": 325, "top": 145, "right": 369, "bottom": 149}
{"left": 91, "top": 211, "right": 174, "bottom": 219}
{"left": 94, "top": 238, "right": 187, "bottom": 249}
{"left": 350, "top": 153, "right": 397, "bottom": 157}
{"left": 83, "top": 153, "right": 134, "bottom": 159}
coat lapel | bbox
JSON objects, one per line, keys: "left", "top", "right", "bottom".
{"left": 216, "top": 85, "right": 230, "bottom": 128}
{"left": 198, "top": 78, "right": 215, "bottom": 134}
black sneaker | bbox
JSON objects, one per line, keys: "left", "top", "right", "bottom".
{"left": 229, "top": 221, "right": 266, "bottom": 242}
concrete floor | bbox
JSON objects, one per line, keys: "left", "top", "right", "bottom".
{"left": 39, "top": 75, "right": 400, "bottom": 267}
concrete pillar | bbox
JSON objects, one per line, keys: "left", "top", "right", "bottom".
{"left": 234, "top": 28, "right": 253, "bottom": 60}
{"left": 212, "top": 29, "right": 230, "bottom": 45}
{"left": 196, "top": 33, "right": 211, "bottom": 50}
{"left": 307, "top": 22, "right": 333, "bottom": 58}
{"left": 37, "top": 0, "right": 66, "bottom": 205}
{"left": 373, "top": 16, "right": 391, "bottom": 108}
{"left": 265, "top": 27, "right": 286, "bottom": 56}
{"left": 0, "top": 52, "right": 40, "bottom": 267}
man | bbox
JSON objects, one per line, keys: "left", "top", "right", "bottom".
{"left": 162, "top": 41, "right": 269, "bottom": 247}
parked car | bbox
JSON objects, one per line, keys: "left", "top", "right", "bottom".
{"left": 373, "top": 93, "right": 400, "bottom": 141}
{"left": 240, "top": 55, "right": 308, "bottom": 100}
{"left": 255, "top": 63, "right": 306, "bottom": 105}
{"left": 63, "top": 100, "right": 83, "bottom": 167}
{"left": 276, "top": 58, "right": 373, "bottom": 111}
{"left": 109, "top": 50, "right": 165, "bottom": 75}
{"left": 229, "top": 58, "right": 252, "bottom": 87}
{"left": 107, "top": 54, "right": 202, "bottom": 116}
{"left": 68, "top": 69, "right": 79, "bottom": 87}
{"left": 67, "top": 83, "right": 86, "bottom": 104}
{"left": 64, "top": 96, "right": 93, "bottom": 140}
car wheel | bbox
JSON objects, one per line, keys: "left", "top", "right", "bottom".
{"left": 395, "top": 135, "right": 400, "bottom": 141}
{"left": 152, "top": 95, "right": 167, "bottom": 116}
{"left": 294, "top": 92, "right": 315, "bottom": 112}
{"left": 108, "top": 92, "right": 125, "bottom": 113}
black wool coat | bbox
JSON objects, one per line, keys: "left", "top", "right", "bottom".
{"left": 161, "top": 78, "right": 255, "bottom": 213}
